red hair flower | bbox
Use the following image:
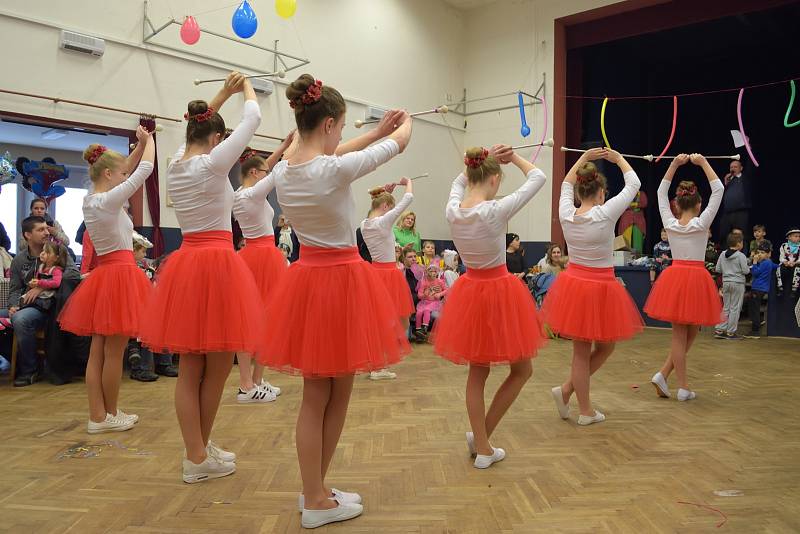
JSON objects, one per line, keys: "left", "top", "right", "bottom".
{"left": 87, "top": 145, "right": 108, "bottom": 165}
{"left": 576, "top": 171, "right": 598, "bottom": 184}
{"left": 184, "top": 107, "right": 216, "bottom": 122}
{"left": 464, "top": 148, "right": 489, "bottom": 169}
{"left": 239, "top": 148, "right": 258, "bottom": 164}
{"left": 676, "top": 185, "right": 698, "bottom": 197}
{"left": 290, "top": 80, "right": 323, "bottom": 108}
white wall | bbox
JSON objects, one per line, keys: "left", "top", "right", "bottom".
{"left": 0, "top": 0, "right": 467, "bottom": 238}
{"left": 463, "top": 0, "right": 618, "bottom": 241}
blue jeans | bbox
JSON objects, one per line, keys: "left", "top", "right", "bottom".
{"left": 3, "top": 307, "right": 47, "bottom": 377}
{"left": 128, "top": 339, "right": 171, "bottom": 372}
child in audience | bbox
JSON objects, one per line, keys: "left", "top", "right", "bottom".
{"left": 441, "top": 249, "right": 460, "bottom": 287}
{"left": 415, "top": 264, "right": 447, "bottom": 339}
{"left": 650, "top": 228, "right": 672, "bottom": 282}
{"left": 776, "top": 228, "right": 800, "bottom": 297}
{"left": 749, "top": 224, "right": 772, "bottom": 260}
{"left": 714, "top": 233, "right": 750, "bottom": 340}
{"left": 417, "top": 240, "right": 443, "bottom": 268}
{"left": 747, "top": 242, "right": 778, "bottom": 338}
{"left": 26, "top": 242, "right": 67, "bottom": 308}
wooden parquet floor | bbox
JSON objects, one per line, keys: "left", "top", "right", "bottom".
{"left": 0, "top": 329, "right": 798, "bottom": 533}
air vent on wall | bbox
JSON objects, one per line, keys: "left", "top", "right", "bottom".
{"left": 59, "top": 30, "right": 105, "bottom": 57}
{"left": 251, "top": 78, "right": 274, "bottom": 96}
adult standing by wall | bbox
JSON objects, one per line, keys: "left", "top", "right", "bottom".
{"left": 718, "top": 159, "right": 751, "bottom": 244}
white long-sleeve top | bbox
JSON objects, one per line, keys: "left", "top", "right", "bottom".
{"left": 445, "top": 168, "right": 547, "bottom": 269}
{"left": 658, "top": 179, "right": 724, "bottom": 261}
{"left": 83, "top": 161, "right": 154, "bottom": 256}
{"left": 360, "top": 192, "right": 413, "bottom": 263}
{"left": 233, "top": 173, "right": 276, "bottom": 239}
{"left": 272, "top": 139, "right": 400, "bottom": 248}
{"left": 559, "top": 170, "right": 641, "bottom": 268}
{"left": 167, "top": 100, "right": 261, "bottom": 234}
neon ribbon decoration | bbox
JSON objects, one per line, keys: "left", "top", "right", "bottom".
{"left": 655, "top": 96, "right": 678, "bottom": 163}
{"left": 600, "top": 97, "right": 612, "bottom": 148}
{"left": 784, "top": 80, "right": 800, "bottom": 128}
{"left": 736, "top": 88, "right": 759, "bottom": 167}
{"left": 531, "top": 92, "right": 548, "bottom": 164}
{"left": 518, "top": 92, "right": 531, "bottom": 137}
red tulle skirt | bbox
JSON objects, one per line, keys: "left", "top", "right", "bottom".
{"left": 433, "top": 265, "right": 546, "bottom": 365}
{"left": 542, "top": 263, "right": 644, "bottom": 343}
{"left": 139, "top": 231, "right": 265, "bottom": 355}
{"left": 258, "top": 246, "right": 410, "bottom": 377}
{"left": 645, "top": 260, "right": 723, "bottom": 325}
{"left": 371, "top": 261, "right": 414, "bottom": 318}
{"left": 238, "top": 235, "right": 288, "bottom": 305}
{"left": 59, "top": 250, "right": 152, "bottom": 337}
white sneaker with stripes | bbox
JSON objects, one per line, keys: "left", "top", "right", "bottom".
{"left": 237, "top": 385, "right": 277, "bottom": 404}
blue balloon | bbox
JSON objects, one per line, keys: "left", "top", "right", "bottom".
{"left": 31, "top": 181, "right": 46, "bottom": 197}
{"left": 232, "top": 0, "right": 258, "bottom": 39}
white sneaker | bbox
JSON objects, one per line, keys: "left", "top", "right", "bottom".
{"left": 115, "top": 409, "right": 139, "bottom": 424}
{"left": 466, "top": 432, "right": 476, "bottom": 457}
{"left": 260, "top": 380, "right": 281, "bottom": 396}
{"left": 182, "top": 455, "right": 236, "bottom": 484}
{"left": 87, "top": 413, "right": 135, "bottom": 434}
{"left": 298, "top": 488, "right": 362, "bottom": 512}
{"left": 677, "top": 388, "right": 697, "bottom": 401}
{"left": 208, "top": 440, "right": 236, "bottom": 463}
{"left": 473, "top": 447, "right": 506, "bottom": 469}
{"left": 301, "top": 502, "right": 363, "bottom": 529}
{"left": 368, "top": 369, "right": 397, "bottom": 380}
{"left": 651, "top": 372, "right": 671, "bottom": 398}
{"left": 237, "top": 385, "right": 277, "bottom": 404}
{"left": 551, "top": 386, "right": 570, "bottom": 420}
{"left": 577, "top": 410, "right": 606, "bottom": 426}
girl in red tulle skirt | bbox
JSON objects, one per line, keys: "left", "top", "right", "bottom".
{"left": 434, "top": 145, "right": 547, "bottom": 469}
{"left": 139, "top": 74, "right": 266, "bottom": 484}
{"left": 359, "top": 177, "right": 415, "bottom": 380}
{"left": 231, "top": 137, "right": 294, "bottom": 402}
{"left": 256, "top": 75, "right": 413, "bottom": 528}
{"left": 645, "top": 154, "right": 724, "bottom": 402}
{"left": 543, "top": 148, "right": 643, "bottom": 426}
{"left": 59, "top": 127, "right": 156, "bottom": 434}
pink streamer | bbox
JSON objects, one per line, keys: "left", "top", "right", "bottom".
{"left": 736, "top": 88, "right": 759, "bottom": 167}
{"left": 531, "top": 92, "right": 548, "bottom": 164}
{"left": 655, "top": 96, "right": 677, "bottom": 163}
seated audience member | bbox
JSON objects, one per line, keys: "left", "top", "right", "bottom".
{"left": 505, "top": 233, "right": 526, "bottom": 280}
{"left": 776, "top": 227, "right": 800, "bottom": 298}
{"left": 395, "top": 243, "right": 403, "bottom": 269}
{"left": 17, "top": 198, "right": 70, "bottom": 252}
{"left": 415, "top": 264, "right": 447, "bottom": 340}
{"left": 417, "top": 240, "right": 443, "bottom": 268}
{"left": 749, "top": 224, "right": 772, "bottom": 260}
{"left": 274, "top": 214, "right": 300, "bottom": 263}
{"left": 541, "top": 243, "right": 567, "bottom": 275}
{"left": 128, "top": 232, "right": 177, "bottom": 381}
{"left": 0, "top": 220, "right": 10, "bottom": 252}
{"left": 393, "top": 211, "right": 421, "bottom": 252}
{"left": 441, "top": 249, "right": 460, "bottom": 287}
{"left": 278, "top": 243, "right": 291, "bottom": 266}
{"left": 6, "top": 216, "right": 77, "bottom": 386}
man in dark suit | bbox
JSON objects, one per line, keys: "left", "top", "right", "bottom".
{"left": 719, "top": 159, "right": 752, "bottom": 244}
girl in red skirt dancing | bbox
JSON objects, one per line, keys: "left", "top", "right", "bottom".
{"left": 544, "top": 148, "right": 644, "bottom": 426}
{"left": 645, "top": 154, "right": 723, "bottom": 401}
{"left": 434, "top": 145, "right": 547, "bottom": 468}
{"left": 259, "top": 74, "right": 412, "bottom": 529}
{"left": 140, "top": 72, "right": 265, "bottom": 483}
{"left": 60, "top": 126, "right": 155, "bottom": 433}
{"left": 360, "top": 176, "right": 415, "bottom": 380}
{"left": 232, "top": 134, "right": 295, "bottom": 403}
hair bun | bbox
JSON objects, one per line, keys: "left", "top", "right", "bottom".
{"left": 576, "top": 162, "right": 599, "bottom": 184}
{"left": 83, "top": 144, "right": 108, "bottom": 165}
{"left": 464, "top": 147, "right": 489, "bottom": 169}
{"left": 368, "top": 186, "right": 386, "bottom": 198}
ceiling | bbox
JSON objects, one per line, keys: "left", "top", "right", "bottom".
{"left": 0, "top": 120, "right": 129, "bottom": 154}
{"left": 442, "top": 0, "right": 498, "bottom": 10}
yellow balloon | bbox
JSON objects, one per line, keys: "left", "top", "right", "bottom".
{"left": 275, "top": 0, "right": 297, "bottom": 18}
